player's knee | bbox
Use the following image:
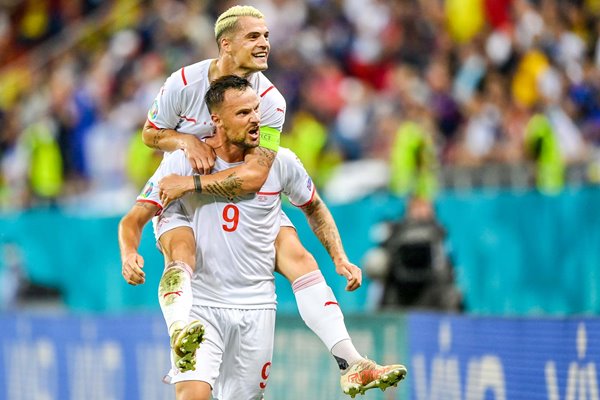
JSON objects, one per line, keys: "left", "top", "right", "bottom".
{"left": 175, "top": 381, "right": 211, "bottom": 400}
{"left": 276, "top": 229, "right": 308, "bottom": 258}
{"left": 298, "top": 250, "right": 318, "bottom": 271}
{"left": 159, "top": 227, "right": 196, "bottom": 265}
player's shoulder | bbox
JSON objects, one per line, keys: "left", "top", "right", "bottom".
{"left": 276, "top": 146, "right": 295, "bottom": 158}
{"left": 253, "top": 72, "right": 286, "bottom": 106}
{"left": 275, "top": 146, "right": 300, "bottom": 165}
{"left": 167, "top": 59, "right": 211, "bottom": 91}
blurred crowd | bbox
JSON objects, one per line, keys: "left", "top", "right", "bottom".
{"left": 1, "top": 0, "right": 600, "bottom": 212}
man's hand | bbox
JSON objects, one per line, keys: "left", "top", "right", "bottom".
{"left": 159, "top": 174, "right": 193, "bottom": 206}
{"left": 183, "top": 136, "right": 216, "bottom": 175}
{"left": 335, "top": 260, "right": 362, "bottom": 291}
{"left": 122, "top": 253, "right": 146, "bottom": 286}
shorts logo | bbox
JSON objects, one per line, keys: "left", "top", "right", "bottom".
{"left": 140, "top": 182, "right": 154, "bottom": 198}
{"left": 306, "top": 177, "right": 313, "bottom": 192}
{"left": 157, "top": 216, "right": 170, "bottom": 230}
{"left": 148, "top": 100, "right": 159, "bottom": 121}
{"left": 259, "top": 361, "right": 271, "bottom": 390}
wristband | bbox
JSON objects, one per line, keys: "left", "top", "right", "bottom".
{"left": 193, "top": 175, "right": 202, "bottom": 193}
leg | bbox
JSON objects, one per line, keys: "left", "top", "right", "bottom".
{"left": 275, "top": 226, "right": 318, "bottom": 281}
{"left": 159, "top": 226, "right": 196, "bottom": 267}
{"left": 275, "top": 227, "right": 407, "bottom": 397}
{"left": 158, "top": 226, "right": 196, "bottom": 334}
{"left": 276, "top": 227, "right": 360, "bottom": 364}
{"left": 175, "top": 381, "right": 211, "bottom": 400}
{"left": 158, "top": 226, "right": 204, "bottom": 372}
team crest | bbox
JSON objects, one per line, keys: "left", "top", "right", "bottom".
{"left": 148, "top": 99, "right": 159, "bottom": 121}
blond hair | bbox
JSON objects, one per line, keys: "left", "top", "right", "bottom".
{"left": 214, "top": 5, "right": 264, "bottom": 48}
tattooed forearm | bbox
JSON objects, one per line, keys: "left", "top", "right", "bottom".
{"left": 203, "top": 173, "right": 244, "bottom": 201}
{"left": 150, "top": 128, "right": 167, "bottom": 148}
{"left": 142, "top": 120, "right": 185, "bottom": 152}
{"left": 302, "top": 196, "right": 322, "bottom": 217}
{"left": 303, "top": 197, "right": 346, "bottom": 261}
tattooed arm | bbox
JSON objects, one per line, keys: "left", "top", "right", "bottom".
{"left": 158, "top": 146, "right": 276, "bottom": 203}
{"left": 300, "top": 191, "right": 362, "bottom": 291}
{"left": 142, "top": 121, "right": 216, "bottom": 175}
{"left": 118, "top": 201, "right": 159, "bottom": 286}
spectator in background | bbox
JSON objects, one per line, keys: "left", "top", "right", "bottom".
{"left": 570, "top": 60, "right": 600, "bottom": 146}
{"left": 389, "top": 105, "right": 438, "bottom": 202}
{"left": 1, "top": 0, "right": 600, "bottom": 211}
{"left": 524, "top": 113, "right": 565, "bottom": 194}
{"left": 331, "top": 78, "right": 373, "bottom": 160}
{"left": 425, "top": 58, "right": 463, "bottom": 162}
{"left": 280, "top": 108, "right": 341, "bottom": 188}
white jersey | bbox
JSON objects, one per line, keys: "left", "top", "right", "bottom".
{"left": 146, "top": 59, "right": 286, "bottom": 139}
{"left": 135, "top": 141, "right": 297, "bottom": 228}
{"left": 156, "top": 147, "right": 315, "bottom": 309}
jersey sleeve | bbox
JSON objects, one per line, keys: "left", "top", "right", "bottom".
{"left": 277, "top": 147, "right": 315, "bottom": 207}
{"left": 259, "top": 86, "right": 286, "bottom": 132}
{"left": 146, "top": 69, "right": 186, "bottom": 129}
{"left": 136, "top": 150, "right": 193, "bottom": 214}
{"left": 258, "top": 87, "right": 286, "bottom": 152}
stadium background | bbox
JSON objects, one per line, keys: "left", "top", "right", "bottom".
{"left": 1, "top": 0, "right": 600, "bottom": 399}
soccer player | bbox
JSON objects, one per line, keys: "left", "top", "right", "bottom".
{"left": 159, "top": 75, "right": 406, "bottom": 399}
{"left": 121, "top": 5, "right": 405, "bottom": 396}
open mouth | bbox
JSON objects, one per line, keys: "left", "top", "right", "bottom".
{"left": 248, "top": 126, "right": 260, "bottom": 140}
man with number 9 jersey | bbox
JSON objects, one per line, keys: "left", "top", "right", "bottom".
{"left": 154, "top": 146, "right": 313, "bottom": 309}
{"left": 153, "top": 76, "right": 316, "bottom": 399}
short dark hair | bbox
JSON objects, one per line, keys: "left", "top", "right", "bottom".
{"left": 205, "top": 75, "right": 253, "bottom": 113}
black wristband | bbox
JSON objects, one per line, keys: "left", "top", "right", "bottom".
{"left": 193, "top": 175, "right": 202, "bottom": 193}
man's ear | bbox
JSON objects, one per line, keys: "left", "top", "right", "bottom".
{"left": 220, "top": 36, "right": 231, "bottom": 53}
{"left": 211, "top": 113, "right": 220, "bottom": 126}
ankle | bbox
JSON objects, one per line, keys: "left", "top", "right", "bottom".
{"left": 168, "top": 320, "right": 186, "bottom": 337}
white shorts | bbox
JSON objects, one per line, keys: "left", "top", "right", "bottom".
{"left": 154, "top": 201, "right": 295, "bottom": 242}
{"left": 280, "top": 210, "right": 294, "bottom": 228}
{"left": 165, "top": 306, "right": 276, "bottom": 400}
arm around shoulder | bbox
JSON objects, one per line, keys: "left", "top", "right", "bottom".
{"left": 142, "top": 120, "right": 189, "bottom": 152}
{"left": 142, "top": 121, "right": 216, "bottom": 175}
{"left": 198, "top": 146, "right": 276, "bottom": 198}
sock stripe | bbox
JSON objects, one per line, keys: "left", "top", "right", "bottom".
{"left": 166, "top": 261, "right": 193, "bottom": 277}
{"left": 292, "top": 270, "right": 325, "bottom": 293}
{"left": 163, "top": 290, "right": 183, "bottom": 299}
